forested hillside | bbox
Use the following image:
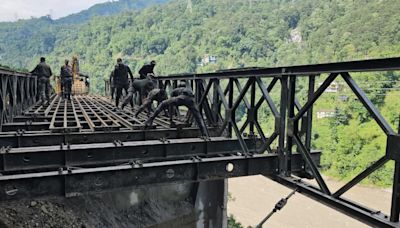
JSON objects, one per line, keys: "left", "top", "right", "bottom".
{"left": 0, "top": 0, "right": 399, "bottom": 186}
{"left": 57, "top": 0, "right": 169, "bottom": 24}
{"left": 0, "top": 0, "right": 170, "bottom": 70}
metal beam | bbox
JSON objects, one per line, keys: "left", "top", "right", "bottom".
{"left": 271, "top": 175, "right": 400, "bottom": 228}
{"left": 0, "top": 152, "right": 320, "bottom": 201}
{"left": 333, "top": 156, "right": 388, "bottom": 198}
{"left": 158, "top": 57, "right": 400, "bottom": 80}
{"left": 342, "top": 72, "right": 394, "bottom": 135}
{"left": 0, "top": 127, "right": 219, "bottom": 147}
{"left": 0, "top": 137, "right": 258, "bottom": 172}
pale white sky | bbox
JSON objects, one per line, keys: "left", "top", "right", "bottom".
{"left": 0, "top": 0, "right": 111, "bottom": 22}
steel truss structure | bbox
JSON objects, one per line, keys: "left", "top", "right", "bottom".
{"left": 0, "top": 67, "right": 37, "bottom": 128}
{"left": 153, "top": 57, "right": 400, "bottom": 228}
{"left": 1, "top": 58, "right": 400, "bottom": 227}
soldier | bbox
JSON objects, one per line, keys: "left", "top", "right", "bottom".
{"left": 120, "top": 78, "right": 155, "bottom": 110}
{"left": 138, "top": 60, "right": 156, "bottom": 79}
{"left": 113, "top": 58, "right": 133, "bottom": 107}
{"left": 144, "top": 85, "right": 209, "bottom": 137}
{"left": 31, "top": 57, "right": 53, "bottom": 105}
{"left": 60, "top": 59, "right": 73, "bottom": 100}
{"left": 134, "top": 88, "right": 168, "bottom": 117}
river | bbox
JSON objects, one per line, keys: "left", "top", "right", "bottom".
{"left": 228, "top": 175, "right": 392, "bottom": 227}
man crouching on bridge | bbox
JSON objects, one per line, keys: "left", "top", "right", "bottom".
{"left": 134, "top": 88, "right": 168, "bottom": 117}
{"left": 144, "top": 83, "right": 209, "bottom": 137}
{"left": 120, "top": 77, "right": 155, "bottom": 110}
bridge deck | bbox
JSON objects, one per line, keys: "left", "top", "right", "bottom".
{"left": 0, "top": 95, "right": 319, "bottom": 201}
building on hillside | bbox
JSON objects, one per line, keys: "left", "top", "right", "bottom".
{"left": 318, "top": 81, "right": 342, "bottom": 93}
{"left": 201, "top": 54, "right": 217, "bottom": 65}
{"left": 316, "top": 109, "right": 336, "bottom": 119}
{"left": 290, "top": 28, "right": 302, "bottom": 43}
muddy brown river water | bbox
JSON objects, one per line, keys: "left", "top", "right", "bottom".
{"left": 228, "top": 175, "right": 391, "bottom": 228}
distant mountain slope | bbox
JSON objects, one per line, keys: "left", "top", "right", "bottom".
{"left": 56, "top": 0, "right": 169, "bottom": 24}
{"left": 1, "top": 0, "right": 399, "bottom": 82}
{"left": 0, "top": 0, "right": 169, "bottom": 68}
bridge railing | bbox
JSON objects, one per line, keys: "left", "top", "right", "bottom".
{"left": 154, "top": 57, "right": 400, "bottom": 228}
{"left": 0, "top": 67, "right": 37, "bottom": 129}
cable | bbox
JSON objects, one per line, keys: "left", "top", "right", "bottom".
{"left": 256, "top": 188, "right": 298, "bottom": 228}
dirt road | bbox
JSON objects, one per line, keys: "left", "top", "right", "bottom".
{"left": 228, "top": 175, "right": 392, "bottom": 228}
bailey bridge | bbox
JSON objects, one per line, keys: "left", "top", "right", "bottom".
{"left": 0, "top": 58, "right": 400, "bottom": 227}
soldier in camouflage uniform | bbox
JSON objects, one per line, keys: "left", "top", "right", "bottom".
{"left": 134, "top": 88, "right": 168, "bottom": 117}
{"left": 112, "top": 58, "right": 133, "bottom": 107}
{"left": 144, "top": 85, "right": 209, "bottom": 137}
{"left": 60, "top": 59, "right": 73, "bottom": 100}
{"left": 31, "top": 57, "right": 53, "bottom": 105}
{"left": 120, "top": 78, "right": 155, "bottom": 110}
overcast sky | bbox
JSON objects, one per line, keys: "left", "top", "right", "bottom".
{"left": 0, "top": 0, "right": 111, "bottom": 22}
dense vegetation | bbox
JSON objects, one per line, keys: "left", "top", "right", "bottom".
{"left": 0, "top": 0, "right": 399, "bottom": 187}
{"left": 57, "top": 0, "right": 169, "bottom": 25}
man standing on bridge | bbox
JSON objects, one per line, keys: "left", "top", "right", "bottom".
{"left": 139, "top": 60, "right": 156, "bottom": 79}
{"left": 31, "top": 57, "right": 53, "bottom": 105}
{"left": 60, "top": 59, "right": 73, "bottom": 100}
{"left": 144, "top": 84, "right": 209, "bottom": 137}
{"left": 113, "top": 58, "right": 134, "bottom": 108}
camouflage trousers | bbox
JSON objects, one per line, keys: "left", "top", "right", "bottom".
{"left": 38, "top": 77, "right": 51, "bottom": 104}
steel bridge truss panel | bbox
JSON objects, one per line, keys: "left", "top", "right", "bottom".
{"left": 0, "top": 152, "right": 319, "bottom": 201}
{"left": 151, "top": 58, "right": 400, "bottom": 228}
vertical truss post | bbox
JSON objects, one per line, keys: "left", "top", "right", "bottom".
{"left": 195, "top": 79, "right": 202, "bottom": 105}
{"left": 305, "top": 75, "right": 316, "bottom": 150}
{"left": 0, "top": 76, "right": 5, "bottom": 130}
{"left": 390, "top": 118, "right": 400, "bottom": 222}
{"left": 228, "top": 78, "right": 234, "bottom": 137}
{"left": 212, "top": 79, "right": 220, "bottom": 124}
{"left": 249, "top": 77, "right": 256, "bottom": 135}
{"left": 286, "top": 76, "right": 297, "bottom": 175}
{"left": 11, "top": 76, "right": 17, "bottom": 119}
{"left": 279, "top": 76, "right": 288, "bottom": 174}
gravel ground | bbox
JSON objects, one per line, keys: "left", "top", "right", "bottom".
{"left": 0, "top": 184, "right": 194, "bottom": 228}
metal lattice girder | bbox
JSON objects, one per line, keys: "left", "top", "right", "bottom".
{"left": 0, "top": 152, "right": 320, "bottom": 201}
{"left": 0, "top": 137, "right": 259, "bottom": 172}
{"left": 159, "top": 57, "right": 400, "bottom": 79}
{"left": 0, "top": 127, "right": 220, "bottom": 148}
{"left": 0, "top": 68, "right": 36, "bottom": 130}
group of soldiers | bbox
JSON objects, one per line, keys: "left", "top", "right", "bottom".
{"left": 30, "top": 57, "right": 73, "bottom": 104}
{"left": 30, "top": 57, "right": 208, "bottom": 136}
{"left": 109, "top": 58, "right": 208, "bottom": 136}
